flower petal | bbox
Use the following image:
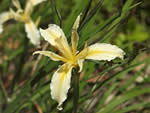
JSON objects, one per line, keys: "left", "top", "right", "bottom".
{"left": 35, "top": 16, "right": 41, "bottom": 27}
{"left": 30, "top": 0, "right": 46, "bottom": 6}
{"left": 40, "top": 24, "right": 66, "bottom": 46}
{"left": 0, "top": 24, "right": 3, "bottom": 33}
{"left": 0, "top": 12, "right": 12, "bottom": 33}
{"left": 76, "top": 46, "right": 88, "bottom": 59}
{"left": 25, "top": 0, "right": 34, "bottom": 16}
{"left": 85, "top": 43, "right": 125, "bottom": 61}
{"left": 72, "top": 13, "right": 81, "bottom": 30}
{"left": 71, "top": 14, "right": 81, "bottom": 55}
{"left": 0, "top": 12, "right": 12, "bottom": 24}
{"left": 12, "top": 0, "right": 21, "bottom": 9}
{"left": 50, "top": 64, "right": 73, "bottom": 110}
{"left": 40, "top": 24, "right": 72, "bottom": 59}
{"left": 25, "top": 20, "right": 40, "bottom": 46}
{"left": 9, "top": 8, "right": 22, "bottom": 21}
{"left": 33, "top": 51, "right": 67, "bottom": 62}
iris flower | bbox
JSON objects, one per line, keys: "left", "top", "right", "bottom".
{"left": 0, "top": 0, "right": 46, "bottom": 46}
{"left": 33, "top": 14, "right": 125, "bottom": 110}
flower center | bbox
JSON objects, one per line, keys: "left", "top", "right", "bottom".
{"left": 67, "top": 55, "right": 78, "bottom": 67}
{"left": 20, "top": 13, "right": 30, "bottom": 22}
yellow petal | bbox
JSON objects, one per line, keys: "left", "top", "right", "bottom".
{"left": 33, "top": 51, "right": 67, "bottom": 62}
{"left": 35, "top": 16, "right": 41, "bottom": 27}
{"left": 25, "top": 20, "right": 40, "bottom": 46}
{"left": 71, "top": 31, "right": 79, "bottom": 55}
{"left": 50, "top": 64, "right": 73, "bottom": 110}
{"left": 85, "top": 43, "right": 125, "bottom": 61}
{"left": 76, "top": 47, "right": 88, "bottom": 59}
{"left": 70, "top": 13, "right": 81, "bottom": 55}
{"left": 30, "top": 0, "right": 46, "bottom": 6}
{"left": 72, "top": 13, "right": 81, "bottom": 30}
{"left": 71, "top": 14, "right": 81, "bottom": 55}
{"left": 25, "top": 0, "right": 34, "bottom": 16}
{"left": 55, "top": 37, "right": 73, "bottom": 59}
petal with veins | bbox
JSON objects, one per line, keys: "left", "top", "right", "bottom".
{"left": 55, "top": 37, "right": 72, "bottom": 59}
{"left": 50, "top": 64, "right": 73, "bottom": 110}
{"left": 33, "top": 51, "right": 67, "bottom": 62}
{"left": 25, "top": 20, "right": 40, "bottom": 46}
{"left": 40, "top": 24, "right": 66, "bottom": 46}
{"left": 40, "top": 24, "right": 72, "bottom": 58}
{"left": 85, "top": 43, "right": 125, "bottom": 61}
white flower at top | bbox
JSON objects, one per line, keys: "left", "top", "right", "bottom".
{"left": 0, "top": 0, "right": 46, "bottom": 46}
{"left": 33, "top": 14, "right": 125, "bottom": 110}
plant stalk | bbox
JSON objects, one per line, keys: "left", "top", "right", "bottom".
{"left": 73, "top": 67, "right": 80, "bottom": 113}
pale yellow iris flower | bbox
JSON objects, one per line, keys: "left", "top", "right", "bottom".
{"left": 33, "top": 14, "right": 125, "bottom": 110}
{"left": 0, "top": 0, "right": 46, "bottom": 46}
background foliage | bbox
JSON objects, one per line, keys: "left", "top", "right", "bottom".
{"left": 0, "top": 0, "right": 150, "bottom": 113}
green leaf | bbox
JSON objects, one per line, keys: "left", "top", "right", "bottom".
{"left": 95, "top": 83, "right": 118, "bottom": 112}
{"left": 98, "top": 86, "right": 150, "bottom": 113}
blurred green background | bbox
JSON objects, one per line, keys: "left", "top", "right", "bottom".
{"left": 0, "top": 0, "right": 150, "bottom": 113}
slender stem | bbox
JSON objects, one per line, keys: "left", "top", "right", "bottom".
{"left": 73, "top": 67, "right": 80, "bottom": 113}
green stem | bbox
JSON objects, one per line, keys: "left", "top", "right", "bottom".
{"left": 73, "top": 67, "right": 80, "bottom": 113}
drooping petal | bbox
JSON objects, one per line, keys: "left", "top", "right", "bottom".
{"left": 50, "top": 64, "right": 73, "bottom": 110}
{"left": 85, "top": 43, "right": 125, "bottom": 61}
{"left": 40, "top": 24, "right": 66, "bottom": 46}
{"left": 30, "top": 0, "right": 46, "bottom": 6}
{"left": 33, "top": 51, "right": 67, "bottom": 62}
{"left": 25, "top": 20, "right": 40, "bottom": 46}
{"left": 71, "top": 14, "right": 81, "bottom": 55}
